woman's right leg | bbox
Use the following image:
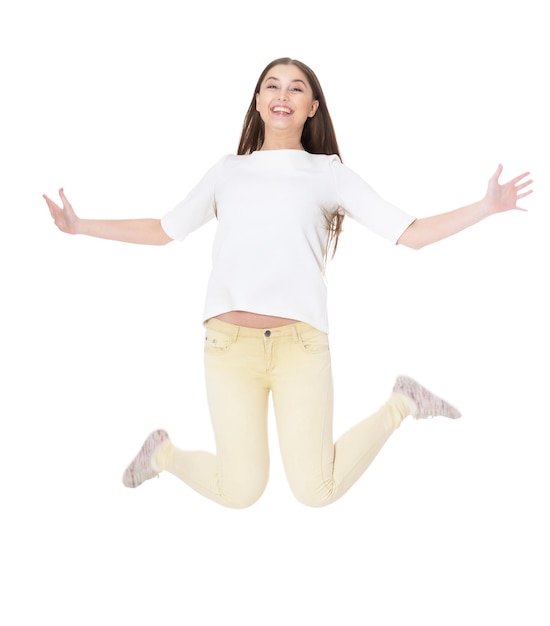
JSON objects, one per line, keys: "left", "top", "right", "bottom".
{"left": 153, "top": 321, "right": 270, "bottom": 508}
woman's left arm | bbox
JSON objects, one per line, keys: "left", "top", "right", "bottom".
{"left": 397, "top": 164, "right": 533, "bottom": 250}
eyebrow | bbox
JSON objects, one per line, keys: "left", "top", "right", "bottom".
{"left": 264, "top": 76, "right": 308, "bottom": 86}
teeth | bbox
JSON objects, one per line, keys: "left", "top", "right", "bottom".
{"left": 273, "top": 106, "right": 291, "bottom": 113}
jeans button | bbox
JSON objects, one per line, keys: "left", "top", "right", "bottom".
{"left": 264, "top": 330, "right": 271, "bottom": 337}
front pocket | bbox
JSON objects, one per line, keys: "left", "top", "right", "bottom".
{"left": 297, "top": 327, "right": 330, "bottom": 354}
{"left": 204, "top": 329, "right": 233, "bottom": 354}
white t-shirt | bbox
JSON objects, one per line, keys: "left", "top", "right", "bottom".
{"left": 161, "top": 150, "right": 415, "bottom": 333}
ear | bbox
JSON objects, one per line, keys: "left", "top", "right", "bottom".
{"left": 309, "top": 100, "right": 319, "bottom": 118}
{"left": 255, "top": 93, "right": 260, "bottom": 111}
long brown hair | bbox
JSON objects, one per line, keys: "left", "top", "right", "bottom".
{"left": 237, "top": 58, "right": 344, "bottom": 260}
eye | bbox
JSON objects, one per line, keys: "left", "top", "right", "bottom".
{"left": 290, "top": 87, "right": 303, "bottom": 93}
{"left": 266, "top": 84, "right": 278, "bottom": 90}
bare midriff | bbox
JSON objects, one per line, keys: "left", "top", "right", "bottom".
{"left": 213, "top": 310, "right": 299, "bottom": 329}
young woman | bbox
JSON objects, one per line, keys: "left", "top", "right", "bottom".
{"left": 44, "top": 57, "right": 533, "bottom": 508}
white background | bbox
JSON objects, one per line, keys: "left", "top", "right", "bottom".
{"left": 1, "top": 0, "right": 548, "bottom": 624}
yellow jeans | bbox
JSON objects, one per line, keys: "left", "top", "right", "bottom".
{"left": 154, "top": 318, "right": 408, "bottom": 508}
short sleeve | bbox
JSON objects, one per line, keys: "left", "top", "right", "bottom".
{"left": 161, "top": 155, "right": 229, "bottom": 241}
{"left": 329, "top": 157, "right": 416, "bottom": 244}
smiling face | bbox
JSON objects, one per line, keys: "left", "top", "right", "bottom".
{"left": 255, "top": 64, "right": 319, "bottom": 150}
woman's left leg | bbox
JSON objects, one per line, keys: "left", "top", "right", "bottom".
{"left": 271, "top": 324, "right": 409, "bottom": 507}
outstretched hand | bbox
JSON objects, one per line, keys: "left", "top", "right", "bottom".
{"left": 43, "top": 188, "right": 80, "bottom": 234}
{"left": 484, "top": 164, "right": 533, "bottom": 215}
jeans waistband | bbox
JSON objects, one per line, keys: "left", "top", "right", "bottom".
{"left": 205, "top": 317, "right": 317, "bottom": 340}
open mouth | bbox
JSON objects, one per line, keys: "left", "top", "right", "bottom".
{"left": 271, "top": 106, "right": 293, "bottom": 115}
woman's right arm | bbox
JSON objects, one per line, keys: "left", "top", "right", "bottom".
{"left": 43, "top": 188, "right": 173, "bottom": 246}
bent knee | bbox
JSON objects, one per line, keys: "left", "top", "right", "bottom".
{"left": 290, "top": 483, "right": 338, "bottom": 508}
{"left": 222, "top": 490, "right": 265, "bottom": 509}
{"left": 219, "top": 477, "right": 268, "bottom": 509}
